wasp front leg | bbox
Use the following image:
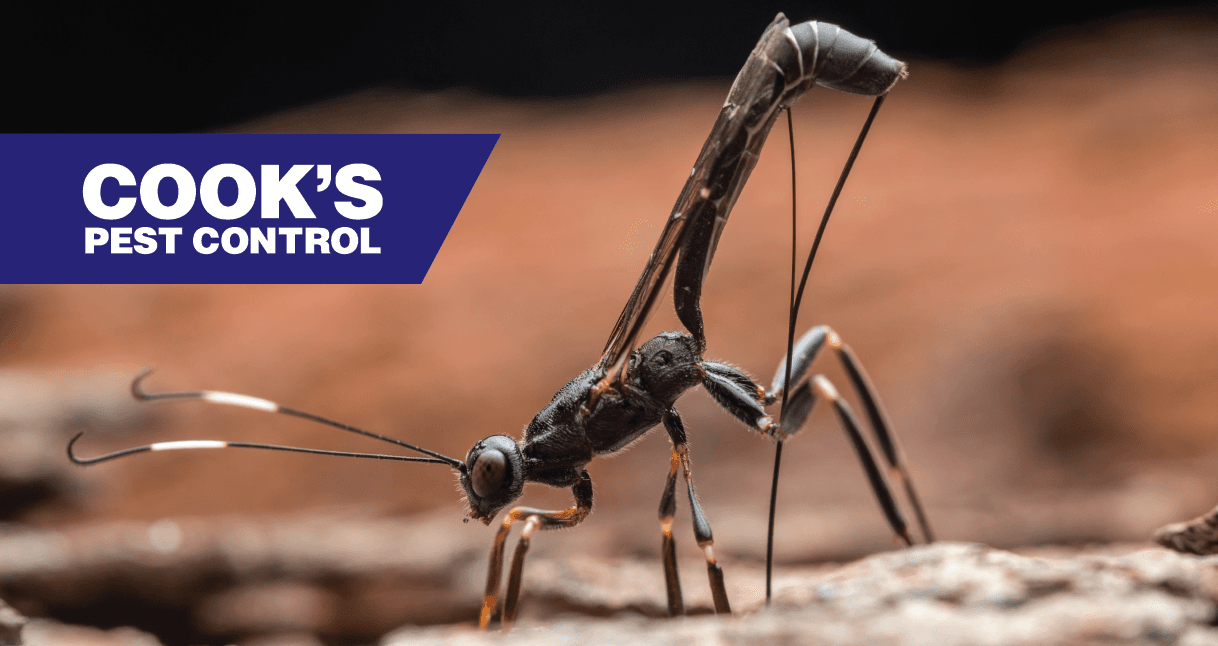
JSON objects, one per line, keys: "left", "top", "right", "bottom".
{"left": 481, "top": 471, "right": 593, "bottom": 629}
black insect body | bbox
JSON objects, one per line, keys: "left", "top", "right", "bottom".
{"left": 68, "top": 13, "right": 934, "bottom": 631}
{"left": 468, "top": 333, "right": 704, "bottom": 521}
{"left": 465, "top": 320, "right": 929, "bottom": 626}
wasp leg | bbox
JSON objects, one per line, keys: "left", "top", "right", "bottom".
{"left": 703, "top": 334, "right": 921, "bottom": 547}
{"left": 663, "top": 409, "right": 731, "bottom": 614}
{"left": 480, "top": 471, "right": 593, "bottom": 630}
{"left": 703, "top": 361, "right": 779, "bottom": 437}
{"left": 658, "top": 435, "right": 685, "bottom": 616}
{"left": 703, "top": 360, "right": 815, "bottom": 438}
{"left": 768, "top": 325, "right": 829, "bottom": 403}
{"left": 807, "top": 375, "right": 913, "bottom": 546}
{"left": 828, "top": 334, "right": 935, "bottom": 543}
{"left": 770, "top": 325, "right": 934, "bottom": 543}
{"left": 777, "top": 380, "right": 817, "bottom": 433}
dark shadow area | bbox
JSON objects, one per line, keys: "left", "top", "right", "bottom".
{"left": 4, "top": 2, "right": 1214, "bottom": 132}
{"left": 1017, "top": 332, "right": 1138, "bottom": 478}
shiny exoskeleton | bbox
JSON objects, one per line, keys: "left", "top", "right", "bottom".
{"left": 463, "top": 333, "right": 704, "bottom": 524}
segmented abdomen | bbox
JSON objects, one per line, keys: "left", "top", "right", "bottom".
{"left": 785, "top": 20, "right": 907, "bottom": 96}
{"left": 725, "top": 14, "right": 907, "bottom": 126}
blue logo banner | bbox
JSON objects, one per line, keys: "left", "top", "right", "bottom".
{"left": 0, "top": 134, "right": 498, "bottom": 284}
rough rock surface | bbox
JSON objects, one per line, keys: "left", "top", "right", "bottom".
{"left": 386, "top": 542, "right": 1218, "bottom": 646}
{"left": 8, "top": 519, "right": 1218, "bottom": 644}
{"left": 1157, "top": 505, "right": 1218, "bottom": 556}
{"left": 0, "top": 513, "right": 486, "bottom": 644}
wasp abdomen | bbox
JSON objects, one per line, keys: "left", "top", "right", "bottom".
{"left": 789, "top": 20, "right": 907, "bottom": 97}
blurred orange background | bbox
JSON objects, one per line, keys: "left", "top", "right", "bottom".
{"left": 4, "top": 12, "right": 1217, "bottom": 570}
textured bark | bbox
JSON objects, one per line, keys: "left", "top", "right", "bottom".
{"left": 386, "top": 542, "right": 1218, "bottom": 646}
{"left": 1156, "top": 505, "right": 1218, "bottom": 556}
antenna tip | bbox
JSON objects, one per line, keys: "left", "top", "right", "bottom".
{"left": 67, "top": 432, "right": 87, "bottom": 465}
{"left": 131, "top": 367, "right": 157, "bottom": 400}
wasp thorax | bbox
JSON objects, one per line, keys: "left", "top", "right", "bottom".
{"left": 471, "top": 449, "right": 506, "bottom": 498}
{"left": 634, "top": 332, "right": 704, "bottom": 405}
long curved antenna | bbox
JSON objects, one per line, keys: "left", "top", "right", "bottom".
{"left": 766, "top": 94, "right": 889, "bottom": 604}
{"left": 67, "top": 431, "right": 456, "bottom": 466}
{"left": 789, "top": 95, "right": 887, "bottom": 350}
{"left": 124, "top": 367, "right": 466, "bottom": 471}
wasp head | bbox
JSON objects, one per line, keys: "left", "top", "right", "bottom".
{"left": 459, "top": 434, "right": 525, "bottom": 524}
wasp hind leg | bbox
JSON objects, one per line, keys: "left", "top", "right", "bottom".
{"left": 702, "top": 324, "right": 934, "bottom": 547}
{"left": 770, "top": 325, "right": 934, "bottom": 543}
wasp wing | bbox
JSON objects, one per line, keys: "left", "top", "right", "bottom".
{"left": 600, "top": 15, "right": 794, "bottom": 378}
{"left": 599, "top": 194, "right": 688, "bottom": 378}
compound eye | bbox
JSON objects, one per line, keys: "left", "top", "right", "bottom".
{"left": 471, "top": 449, "right": 507, "bottom": 499}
